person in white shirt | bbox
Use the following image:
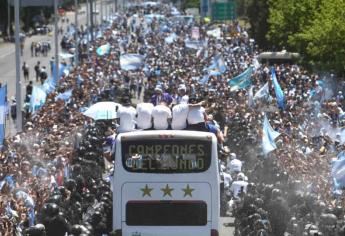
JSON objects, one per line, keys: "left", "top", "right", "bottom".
{"left": 187, "top": 95, "right": 207, "bottom": 131}
{"left": 230, "top": 173, "right": 248, "bottom": 199}
{"left": 152, "top": 102, "right": 172, "bottom": 130}
{"left": 117, "top": 97, "right": 137, "bottom": 133}
{"left": 171, "top": 103, "right": 189, "bottom": 130}
{"left": 227, "top": 153, "right": 242, "bottom": 175}
{"left": 176, "top": 84, "right": 189, "bottom": 104}
{"left": 136, "top": 102, "right": 154, "bottom": 130}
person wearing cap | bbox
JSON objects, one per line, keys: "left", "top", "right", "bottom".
{"left": 150, "top": 85, "right": 173, "bottom": 106}
{"left": 151, "top": 101, "right": 172, "bottom": 130}
{"left": 117, "top": 96, "right": 136, "bottom": 133}
{"left": 175, "top": 84, "right": 189, "bottom": 104}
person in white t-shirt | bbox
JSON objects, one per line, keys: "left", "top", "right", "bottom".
{"left": 171, "top": 103, "right": 189, "bottom": 130}
{"left": 187, "top": 95, "right": 207, "bottom": 131}
{"left": 136, "top": 102, "right": 154, "bottom": 130}
{"left": 117, "top": 97, "right": 137, "bottom": 133}
{"left": 227, "top": 153, "right": 242, "bottom": 175}
{"left": 152, "top": 101, "right": 171, "bottom": 130}
{"left": 230, "top": 174, "right": 248, "bottom": 199}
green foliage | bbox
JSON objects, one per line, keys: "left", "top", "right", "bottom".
{"left": 246, "top": 0, "right": 269, "bottom": 49}
{"left": 182, "top": 0, "right": 199, "bottom": 10}
{"left": 296, "top": 0, "right": 345, "bottom": 73}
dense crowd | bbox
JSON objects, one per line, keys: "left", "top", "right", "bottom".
{"left": 1, "top": 2, "right": 345, "bottom": 236}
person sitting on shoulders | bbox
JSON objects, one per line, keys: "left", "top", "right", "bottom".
{"left": 150, "top": 85, "right": 173, "bottom": 106}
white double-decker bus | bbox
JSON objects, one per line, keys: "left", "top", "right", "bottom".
{"left": 112, "top": 130, "right": 220, "bottom": 236}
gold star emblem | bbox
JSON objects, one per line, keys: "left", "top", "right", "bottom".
{"left": 182, "top": 184, "right": 194, "bottom": 197}
{"left": 161, "top": 184, "right": 174, "bottom": 197}
{"left": 140, "top": 184, "right": 153, "bottom": 197}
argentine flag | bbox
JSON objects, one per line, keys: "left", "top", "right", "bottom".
{"left": 96, "top": 43, "right": 111, "bottom": 56}
{"left": 30, "top": 86, "right": 47, "bottom": 113}
{"left": 262, "top": 114, "right": 280, "bottom": 155}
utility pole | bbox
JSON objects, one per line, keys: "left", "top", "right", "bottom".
{"left": 74, "top": 0, "right": 79, "bottom": 66}
{"left": 14, "top": 0, "right": 22, "bottom": 132}
{"left": 86, "top": 0, "right": 90, "bottom": 61}
{"left": 100, "top": 0, "right": 103, "bottom": 28}
{"left": 90, "top": 0, "right": 94, "bottom": 41}
{"left": 7, "top": 0, "right": 11, "bottom": 36}
{"left": 54, "top": 0, "right": 59, "bottom": 88}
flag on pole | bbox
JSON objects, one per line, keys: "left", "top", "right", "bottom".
{"left": 254, "top": 82, "right": 270, "bottom": 101}
{"left": 55, "top": 89, "right": 73, "bottom": 101}
{"left": 271, "top": 68, "right": 286, "bottom": 110}
{"left": 228, "top": 67, "right": 253, "bottom": 91}
{"left": 208, "top": 55, "right": 227, "bottom": 76}
{"left": 262, "top": 114, "right": 281, "bottom": 155}
{"left": 0, "top": 85, "right": 7, "bottom": 146}
{"left": 30, "top": 86, "right": 47, "bottom": 113}
{"left": 96, "top": 43, "right": 111, "bottom": 56}
{"left": 120, "top": 54, "right": 145, "bottom": 71}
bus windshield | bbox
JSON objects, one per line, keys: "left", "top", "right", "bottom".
{"left": 122, "top": 139, "right": 212, "bottom": 173}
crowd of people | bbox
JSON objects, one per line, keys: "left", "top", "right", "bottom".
{"left": 0, "top": 1, "right": 345, "bottom": 236}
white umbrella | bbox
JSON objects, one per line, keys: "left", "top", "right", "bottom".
{"left": 59, "top": 52, "right": 74, "bottom": 59}
{"left": 83, "top": 102, "right": 122, "bottom": 120}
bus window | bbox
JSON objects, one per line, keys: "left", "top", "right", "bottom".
{"left": 122, "top": 139, "right": 212, "bottom": 173}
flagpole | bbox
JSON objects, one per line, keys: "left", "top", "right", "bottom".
{"left": 90, "top": 0, "right": 94, "bottom": 41}
{"left": 54, "top": 0, "right": 59, "bottom": 87}
{"left": 74, "top": 0, "right": 79, "bottom": 66}
{"left": 100, "top": 0, "right": 103, "bottom": 29}
{"left": 14, "top": 0, "right": 22, "bottom": 133}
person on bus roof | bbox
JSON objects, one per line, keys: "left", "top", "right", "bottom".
{"left": 136, "top": 102, "right": 154, "bottom": 130}
{"left": 151, "top": 101, "right": 172, "bottom": 130}
{"left": 150, "top": 85, "right": 173, "bottom": 106}
{"left": 117, "top": 96, "right": 136, "bottom": 133}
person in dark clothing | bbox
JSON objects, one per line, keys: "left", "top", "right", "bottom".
{"left": 26, "top": 81, "right": 33, "bottom": 97}
{"left": 34, "top": 61, "right": 40, "bottom": 82}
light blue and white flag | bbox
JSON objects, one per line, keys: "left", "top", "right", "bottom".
{"left": 228, "top": 67, "right": 253, "bottom": 91}
{"left": 262, "top": 114, "right": 281, "bottom": 155}
{"left": 198, "top": 75, "right": 210, "bottom": 85}
{"left": 206, "top": 28, "right": 221, "bottom": 38}
{"left": 165, "top": 33, "right": 177, "bottom": 44}
{"left": 43, "top": 78, "right": 56, "bottom": 94}
{"left": 55, "top": 89, "right": 73, "bottom": 102}
{"left": 332, "top": 151, "right": 345, "bottom": 194}
{"left": 208, "top": 55, "right": 227, "bottom": 76}
{"left": 120, "top": 54, "right": 145, "bottom": 71}
{"left": 52, "top": 63, "right": 67, "bottom": 85}
{"left": 0, "top": 85, "right": 6, "bottom": 146}
{"left": 271, "top": 68, "right": 286, "bottom": 110}
{"left": 96, "top": 43, "right": 111, "bottom": 56}
{"left": 30, "top": 86, "right": 47, "bottom": 113}
{"left": 254, "top": 82, "right": 270, "bottom": 101}
{"left": 185, "top": 39, "right": 204, "bottom": 50}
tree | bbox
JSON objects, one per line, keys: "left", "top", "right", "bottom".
{"left": 296, "top": 0, "right": 345, "bottom": 75}
{"left": 266, "top": 0, "right": 320, "bottom": 51}
{"left": 246, "top": 0, "right": 270, "bottom": 49}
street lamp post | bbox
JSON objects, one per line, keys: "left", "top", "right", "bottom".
{"left": 14, "top": 0, "right": 22, "bottom": 132}
{"left": 74, "top": 0, "right": 79, "bottom": 66}
{"left": 54, "top": 0, "right": 59, "bottom": 90}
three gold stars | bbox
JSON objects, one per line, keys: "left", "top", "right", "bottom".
{"left": 140, "top": 184, "right": 194, "bottom": 197}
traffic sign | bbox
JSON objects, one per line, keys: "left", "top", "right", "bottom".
{"left": 211, "top": 1, "right": 236, "bottom": 21}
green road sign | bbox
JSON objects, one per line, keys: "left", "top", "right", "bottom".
{"left": 211, "top": 1, "right": 236, "bottom": 21}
